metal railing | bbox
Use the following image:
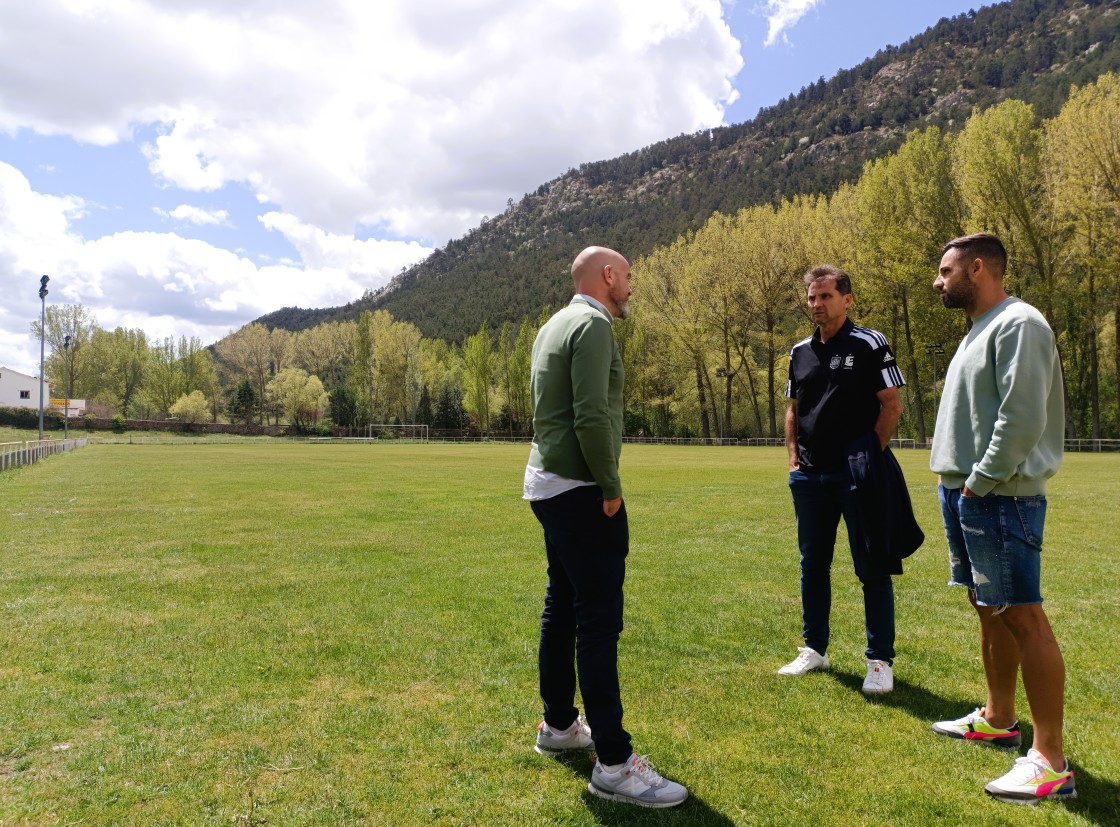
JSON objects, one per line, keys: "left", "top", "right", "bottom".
{"left": 1063, "top": 439, "right": 1120, "bottom": 453}
{"left": 301, "top": 434, "right": 1120, "bottom": 451}
{"left": 0, "top": 438, "right": 87, "bottom": 472}
{"left": 5, "top": 435, "right": 1113, "bottom": 459}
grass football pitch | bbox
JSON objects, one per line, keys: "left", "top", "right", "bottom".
{"left": 1, "top": 442, "right": 1117, "bottom": 825}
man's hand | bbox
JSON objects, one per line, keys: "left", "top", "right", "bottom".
{"left": 603, "top": 497, "right": 622, "bottom": 517}
{"left": 784, "top": 401, "right": 799, "bottom": 474}
{"left": 874, "top": 386, "right": 903, "bottom": 449}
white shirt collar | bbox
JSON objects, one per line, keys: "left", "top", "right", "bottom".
{"left": 570, "top": 293, "right": 614, "bottom": 322}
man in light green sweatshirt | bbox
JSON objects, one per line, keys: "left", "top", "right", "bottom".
{"left": 524, "top": 246, "right": 687, "bottom": 808}
{"left": 929, "top": 233, "right": 1074, "bottom": 804}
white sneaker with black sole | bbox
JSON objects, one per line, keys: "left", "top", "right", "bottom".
{"left": 588, "top": 754, "right": 688, "bottom": 808}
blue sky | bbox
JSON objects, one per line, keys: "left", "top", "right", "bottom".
{"left": 0, "top": 0, "right": 992, "bottom": 376}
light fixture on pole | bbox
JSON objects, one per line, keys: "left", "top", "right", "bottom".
{"left": 38, "top": 275, "right": 49, "bottom": 441}
{"left": 63, "top": 334, "right": 72, "bottom": 440}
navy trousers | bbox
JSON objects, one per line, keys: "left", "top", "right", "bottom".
{"left": 530, "top": 485, "right": 632, "bottom": 765}
{"left": 789, "top": 468, "right": 896, "bottom": 663}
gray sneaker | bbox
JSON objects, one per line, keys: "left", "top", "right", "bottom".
{"left": 534, "top": 716, "right": 594, "bottom": 756}
{"left": 588, "top": 754, "right": 688, "bottom": 808}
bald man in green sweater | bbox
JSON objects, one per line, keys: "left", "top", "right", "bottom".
{"left": 524, "top": 247, "right": 687, "bottom": 808}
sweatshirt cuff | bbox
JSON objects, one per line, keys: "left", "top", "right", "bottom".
{"left": 965, "top": 472, "right": 997, "bottom": 497}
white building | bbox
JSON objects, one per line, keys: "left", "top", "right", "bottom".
{"left": 0, "top": 366, "right": 49, "bottom": 409}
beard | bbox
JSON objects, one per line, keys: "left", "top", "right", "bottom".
{"left": 608, "top": 283, "right": 631, "bottom": 319}
{"left": 939, "top": 277, "right": 975, "bottom": 310}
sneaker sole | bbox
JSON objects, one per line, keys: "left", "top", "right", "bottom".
{"left": 534, "top": 743, "right": 594, "bottom": 757}
{"left": 984, "top": 787, "right": 1076, "bottom": 805}
{"left": 862, "top": 685, "right": 893, "bottom": 695}
{"left": 931, "top": 725, "right": 1021, "bottom": 749}
{"left": 777, "top": 664, "right": 830, "bottom": 676}
{"left": 587, "top": 782, "right": 688, "bottom": 808}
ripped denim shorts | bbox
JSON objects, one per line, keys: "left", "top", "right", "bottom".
{"left": 938, "top": 484, "right": 1045, "bottom": 607}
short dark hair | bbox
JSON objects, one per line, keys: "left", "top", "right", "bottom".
{"left": 803, "top": 264, "right": 851, "bottom": 296}
{"left": 942, "top": 233, "right": 1007, "bottom": 276}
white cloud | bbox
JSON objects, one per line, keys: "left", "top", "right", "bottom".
{"left": 0, "top": 0, "right": 744, "bottom": 372}
{"left": 156, "top": 204, "right": 231, "bottom": 226}
{"left": 0, "top": 0, "right": 743, "bottom": 245}
{"left": 763, "top": 0, "right": 823, "bottom": 47}
{"left": 259, "top": 212, "right": 431, "bottom": 277}
{"left": 0, "top": 162, "right": 430, "bottom": 374}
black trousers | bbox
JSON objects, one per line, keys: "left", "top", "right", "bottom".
{"left": 530, "top": 485, "right": 632, "bottom": 765}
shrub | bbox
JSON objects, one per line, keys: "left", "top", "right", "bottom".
{"left": 0, "top": 405, "right": 40, "bottom": 429}
{"left": 169, "top": 391, "right": 210, "bottom": 424}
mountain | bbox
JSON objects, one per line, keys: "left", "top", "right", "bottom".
{"left": 253, "top": 0, "right": 1120, "bottom": 342}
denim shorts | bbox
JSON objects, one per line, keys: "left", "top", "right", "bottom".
{"left": 938, "top": 484, "right": 1046, "bottom": 607}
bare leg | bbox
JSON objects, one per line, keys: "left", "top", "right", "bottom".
{"left": 971, "top": 590, "right": 1019, "bottom": 729}
{"left": 998, "top": 603, "right": 1065, "bottom": 769}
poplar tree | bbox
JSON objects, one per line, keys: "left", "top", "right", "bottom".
{"left": 1044, "top": 72, "right": 1120, "bottom": 437}
{"left": 462, "top": 323, "right": 495, "bottom": 432}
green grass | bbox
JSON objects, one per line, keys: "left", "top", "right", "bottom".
{"left": 0, "top": 426, "right": 47, "bottom": 444}
{"left": 1, "top": 443, "right": 1117, "bottom": 826}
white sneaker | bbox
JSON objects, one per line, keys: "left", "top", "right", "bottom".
{"left": 777, "top": 647, "right": 829, "bottom": 676}
{"left": 984, "top": 748, "right": 1076, "bottom": 803}
{"left": 931, "top": 708, "right": 1021, "bottom": 748}
{"left": 862, "top": 659, "right": 893, "bottom": 694}
{"left": 588, "top": 754, "right": 688, "bottom": 808}
{"left": 534, "top": 716, "right": 594, "bottom": 756}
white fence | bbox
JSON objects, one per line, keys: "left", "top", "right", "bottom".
{"left": 5, "top": 435, "right": 1114, "bottom": 461}
{"left": 0, "top": 438, "right": 87, "bottom": 472}
{"left": 306, "top": 434, "right": 1120, "bottom": 450}
{"left": 622, "top": 437, "right": 1120, "bottom": 451}
{"left": 1063, "top": 439, "right": 1120, "bottom": 453}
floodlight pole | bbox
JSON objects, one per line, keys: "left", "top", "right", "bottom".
{"left": 38, "top": 275, "right": 49, "bottom": 441}
{"left": 926, "top": 342, "right": 946, "bottom": 409}
{"left": 715, "top": 366, "right": 728, "bottom": 440}
{"left": 63, "top": 334, "right": 71, "bottom": 440}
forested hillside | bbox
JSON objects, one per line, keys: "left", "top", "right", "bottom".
{"left": 47, "top": 0, "right": 1116, "bottom": 441}
{"left": 254, "top": 0, "right": 1120, "bottom": 342}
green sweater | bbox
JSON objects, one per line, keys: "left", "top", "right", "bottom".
{"left": 930, "top": 297, "right": 1064, "bottom": 496}
{"left": 528, "top": 299, "right": 624, "bottom": 499}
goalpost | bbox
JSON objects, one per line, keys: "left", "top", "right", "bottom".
{"left": 307, "top": 424, "right": 430, "bottom": 444}
{"left": 361, "top": 423, "right": 429, "bottom": 442}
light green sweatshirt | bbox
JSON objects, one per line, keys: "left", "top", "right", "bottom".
{"left": 528, "top": 299, "right": 624, "bottom": 499}
{"left": 930, "top": 297, "right": 1064, "bottom": 496}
